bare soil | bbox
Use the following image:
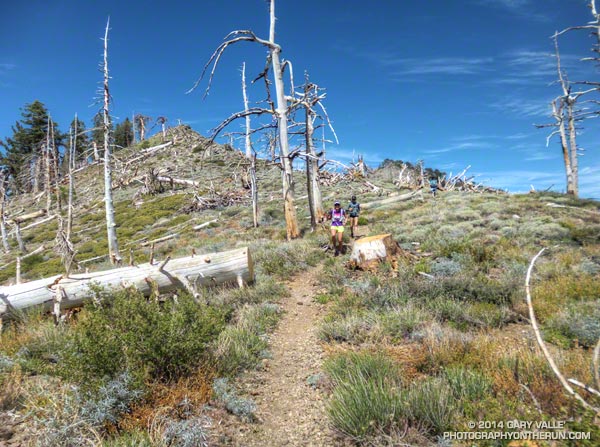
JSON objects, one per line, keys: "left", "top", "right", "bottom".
{"left": 210, "top": 266, "right": 342, "bottom": 446}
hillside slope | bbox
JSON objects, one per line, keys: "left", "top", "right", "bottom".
{"left": 0, "top": 130, "right": 599, "bottom": 446}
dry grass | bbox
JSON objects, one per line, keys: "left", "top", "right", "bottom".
{"left": 119, "top": 367, "right": 215, "bottom": 432}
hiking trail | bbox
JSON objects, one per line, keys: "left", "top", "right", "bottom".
{"left": 212, "top": 265, "right": 339, "bottom": 446}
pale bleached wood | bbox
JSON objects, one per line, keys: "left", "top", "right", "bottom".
{"left": 361, "top": 190, "right": 422, "bottom": 210}
{"left": 0, "top": 247, "right": 253, "bottom": 318}
{"left": 102, "top": 18, "right": 121, "bottom": 264}
{"left": 349, "top": 234, "right": 398, "bottom": 270}
{"left": 525, "top": 248, "right": 599, "bottom": 413}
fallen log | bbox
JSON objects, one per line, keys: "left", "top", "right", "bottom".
{"left": 0, "top": 247, "right": 253, "bottom": 318}
{"left": 9, "top": 209, "right": 47, "bottom": 224}
{"left": 348, "top": 234, "right": 398, "bottom": 270}
{"left": 361, "top": 190, "right": 422, "bottom": 210}
{"left": 156, "top": 176, "right": 200, "bottom": 188}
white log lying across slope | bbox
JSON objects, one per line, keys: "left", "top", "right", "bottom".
{"left": 0, "top": 247, "right": 253, "bottom": 318}
{"left": 361, "top": 190, "right": 422, "bottom": 210}
{"left": 156, "top": 176, "right": 200, "bottom": 188}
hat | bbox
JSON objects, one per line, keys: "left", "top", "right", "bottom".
{"left": 351, "top": 195, "right": 356, "bottom": 200}
{"left": 334, "top": 201, "right": 340, "bottom": 206}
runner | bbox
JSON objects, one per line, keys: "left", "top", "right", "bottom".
{"left": 347, "top": 195, "right": 360, "bottom": 238}
{"left": 327, "top": 201, "right": 346, "bottom": 256}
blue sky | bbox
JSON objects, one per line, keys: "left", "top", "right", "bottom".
{"left": 1, "top": 0, "right": 599, "bottom": 197}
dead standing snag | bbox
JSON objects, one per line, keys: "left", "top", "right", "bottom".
{"left": 188, "top": 0, "right": 300, "bottom": 239}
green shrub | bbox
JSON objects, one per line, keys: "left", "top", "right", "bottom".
{"left": 405, "top": 377, "right": 456, "bottom": 435}
{"left": 443, "top": 366, "right": 492, "bottom": 402}
{"left": 212, "top": 377, "right": 256, "bottom": 421}
{"left": 236, "top": 303, "right": 281, "bottom": 335}
{"left": 61, "top": 289, "right": 227, "bottom": 388}
{"left": 213, "top": 327, "right": 268, "bottom": 375}
{"left": 101, "top": 430, "right": 153, "bottom": 447}
{"left": 545, "top": 300, "right": 600, "bottom": 348}
{"left": 325, "top": 351, "right": 403, "bottom": 440}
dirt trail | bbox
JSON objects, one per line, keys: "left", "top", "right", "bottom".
{"left": 214, "top": 266, "right": 338, "bottom": 446}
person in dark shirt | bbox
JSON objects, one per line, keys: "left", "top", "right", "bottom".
{"left": 347, "top": 195, "right": 360, "bottom": 238}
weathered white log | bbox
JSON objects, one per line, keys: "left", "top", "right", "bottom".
{"left": 193, "top": 219, "right": 218, "bottom": 231}
{"left": 348, "top": 234, "right": 398, "bottom": 270}
{"left": 0, "top": 247, "right": 254, "bottom": 318}
{"left": 141, "top": 233, "right": 178, "bottom": 247}
{"left": 361, "top": 190, "right": 422, "bottom": 210}
{"left": 21, "top": 215, "right": 57, "bottom": 231}
{"left": 9, "top": 209, "right": 47, "bottom": 224}
{"left": 156, "top": 176, "right": 200, "bottom": 188}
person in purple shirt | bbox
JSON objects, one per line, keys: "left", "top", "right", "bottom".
{"left": 327, "top": 201, "right": 346, "bottom": 256}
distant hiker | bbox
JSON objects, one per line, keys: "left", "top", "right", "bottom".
{"left": 347, "top": 195, "right": 361, "bottom": 238}
{"left": 327, "top": 201, "right": 346, "bottom": 256}
{"left": 429, "top": 177, "right": 438, "bottom": 197}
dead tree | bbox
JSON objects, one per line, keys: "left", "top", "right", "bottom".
{"left": 541, "top": 1, "right": 600, "bottom": 197}
{"left": 536, "top": 35, "right": 595, "bottom": 197}
{"left": 242, "top": 63, "right": 260, "bottom": 227}
{"left": 189, "top": 0, "right": 300, "bottom": 239}
{"left": 291, "top": 75, "right": 338, "bottom": 231}
{"left": 101, "top": 18, "right": 121, "bottom": 264}
{"left": 0, "top": 170, "right": 10, "bottom": 253}
{"left": 135, "top": 114, "right": 152, "bottom": 142}
{"left": 155, "top": 116, "right": 168, "bottom": 141}
{"left": 66, "top": 115, "right": 77, "bottom": 240}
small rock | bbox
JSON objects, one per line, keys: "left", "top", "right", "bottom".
{"left": 297, "top": 301, "right": 303, "bottom": 305}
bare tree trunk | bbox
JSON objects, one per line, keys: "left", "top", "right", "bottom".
{"left": 304, "top": 84, "right": 323, "bottom": 231}
{"left": 102, "top": 18, "right": 121, "bottom": 264}
{"left": 242, "top": 63, "right": 252, "bottom": 159}
{"left": 45, "top": 119, "right": 52, "bottom": 212}
{"left": 50, "top": 119, "right": 62, "bottom": 212}
{"left": 15, "top": 222, "right": 25, "bottom": 253}
{"left": 0, "top": 172, "right": 10, "bottom": 253}
{"left": 250, "top": 155, "right": 259, "bottom": 228}
{"left": 67, "top": 115, "right": 76, "bottom": 240}
{"left": 132, "top": 112, "right": 137, "bottom": 144}
{"left": 269, "top": 0, "right": 299, "bottom": 239}
{"left": 566, "top": 100, "right": 579, "bottom": 196}
{"left": 242, "top": 63, "right": 259, "bottom": 228}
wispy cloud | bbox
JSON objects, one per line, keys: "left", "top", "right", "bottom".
{"left": 490, "top": 97, "right": 552, "bottom": 118}
{"left": 387, "top": 57, "right": 493, "bottom": 77}
{"left": 475, "top": 0, "right": 550, "bottom": 22}
{"left": 424, "top": 140, "right": 496, "bottom": 155}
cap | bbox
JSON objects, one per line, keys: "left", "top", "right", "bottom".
{"left": 351, "top": 195, "right": 356, "bottom": 200}
{"left": 334, "top": 201, "right": 340, "bottom": 205}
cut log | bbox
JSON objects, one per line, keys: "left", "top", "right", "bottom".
{"left": 348, "top": 234, "right": 398, "bottom": 270}
{"left": 0, "top": 247, "right": 253, "bottom": 318}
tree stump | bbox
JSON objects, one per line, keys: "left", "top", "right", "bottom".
{"left": 348, "top": 234, "right": 398, "bottom": 270}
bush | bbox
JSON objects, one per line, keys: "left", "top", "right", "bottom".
{"left": 325, "top": 351, "right": 403, "bottom": 440}
{"left": 545, "top": 300, "right": 600, "bottom": 348}
{"left": 213, "top": 327, "right": 268, "bottom": 375}
{"left": 101, "top": 430, "right": 154, "bottom": 447}
{"left": 61, "top": 289, "right": 227, "bottom": 388}
{"left": 405, "top": 377, "right": 456, "bottom": 435}
{"left": 236, "top": 303, "right": 281, "bottom": 335}
{"left": 212, "top": 378, "right": 256, "bottom": 421}
{"left": 443, "top": 366, "right": 492, "bottom": 402}
{"left": 161, "top": 416, "right": 211, "bottom": 447}
{"left": 80, "top": 372, "right": 143, "bottom": 427}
